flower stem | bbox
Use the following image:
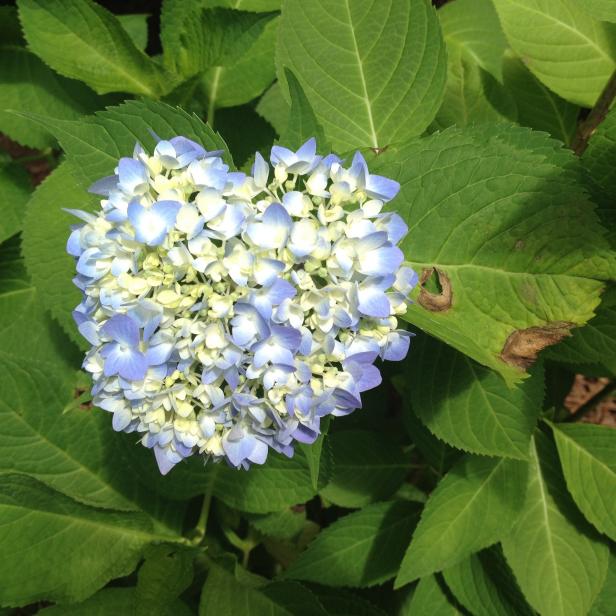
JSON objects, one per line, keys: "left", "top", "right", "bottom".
{"left": 192, "top": 467, "right": 219, "bottom": 544}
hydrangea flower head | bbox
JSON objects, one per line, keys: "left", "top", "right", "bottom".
{"left": 67, "top": 136, "right": 417, "bottom": 474}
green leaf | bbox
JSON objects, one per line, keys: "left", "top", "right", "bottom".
{"left": 200, "top": 16, "right": 278, "bottom": 113}
{"left": 284, "top": 501, "right": 420, "bottom": 587}
{"left": 0, "top": 48, "right": 108, "bottom": 150}
{"left": 443, "top": 548, "right": 534, "bottom": 616}
{"left": 552, "top": 422, "right": 616, "bottom": 541}
{"left": 164, "top": 5, "right": 276, "bottom": 80}
{"left": 545, "top": 286, "right": 616, "bottom": 373}
{"left": 0, "top": 236, "right": 80, "bottom": 368}
{"left": 200, "top": 557, "right": 328, "bottom": 616}
{"left": 395, "top": 455, "right": 527, "bottom": 587}
{"left": 222, "top": 0, "right": 281, "bottom": 10}
{"left": 432, "top": 46, "right": 515, "bottom": 130}
{"left": 402, "top": 575, "right": 463, "bottom": 615}
{"left": 256, "top": 82, "right": 290, "bottom": 135}
{"left": 22, "top": 162, "right": 98, "bottom": 344}
{"left": 136, "top": 545, "right": 194, "bottom": 616}
{"left": 580, "top": 0, "right": 616, "bottom": 23}
{"left": 277, "top": 0, "right": 447, "bottom": 150}
{"left": 501, "top": 432, "right": 609, "bottom": 616}
{"left": 298, "top": 418, "right": 331, "bottom": 492}
{"left": 212, "top": 446, "right": 323, "bottom": 513}
{"left": 491, "top": 0, "right": 616, "bottom": 107}
{"left": 438, "top": 0, "right": 507, "bottom": 80}
{"left": 0, "top": 6, "right": 24, "bottom": 46}
{"left": 0, "top": 353, "right": 188, "bottom": 534}
{"left": 581, "top": 106, "right": 616, "bottom": 246}
{"left": 320, "top": 430, "right": 410, "bottom": 508}
{"left": 372, "top": 124, "right": 615, "bottom": 385}
{"left": 502, "top": 54, "right": 579, "bottom": 145}
{"left": 589, "top": 554, "right": 616, "bottom": 616}
{"left": 0, "top": 474, "right": 182, "bottom": 607}
{"left": 408, "top": 335, "right": 543, "bottom": 459}
{"left": 247, "top": 508, "right": 308, "bottom": 540}
{"left": 38, "top": 99, "right": 233, "bottom": 188}
{"left": 117, "top": 14, "right": 150, "bottom": 51}
{"left": 18, "top": 0, "right": 173, "bottom": 97}
{"left": 0, "top": 161, "right": 31, "bottom": 243}
{"left": 280, "top": 68, "right": 327, "bottom": 151}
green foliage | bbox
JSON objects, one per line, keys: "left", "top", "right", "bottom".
{"left": 18, "top": 0, "right": 174, "bottom": 97}
{"left": 0, "top": 1, "right": 614, "bottom": 613}
{"left": 491, "top": 0, "right": 616, "bottom": 107}
{"left": 501, "top": 432, "right": 610, "bottom": 616}
{"left": 0, "top": 474, "right": 183, "bottom": 607}
{"left": 408, "top": 335, "right": 544, "bottom": 458}
{"left": 277, "top": 0, "right": 447, "bottom": 150}
{"left": 395, "top": 455, "right": 527, "bottom": 586}
{"left": 372, "top": 124, "right": 615, "bottom": 384}
{"left": 552, "top": 422, "right": 616, "bottom": 540}
{"left": 284, "top": 501, "right": 420, "bottom": 587}
{"left": 320, "top": 430, "right": 410, "bottom": 507}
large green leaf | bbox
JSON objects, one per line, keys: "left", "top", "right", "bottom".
{"left": 402, "top": 575, "right": 463, "bottom": 615}
{"left": 408, "top": 335, "right": 543, "bottom": 459}
{"left": 0, "top": 161, "right": 31, "bottom": 243}
{"left": 200, "top": 16, "right": 278, "bottom": 114}
{"left": 0, "top": 353, "right": 185, "bottom": 531}
{"left": 0, "top": 474, "right": 182, "bottom": 607}
{"left": 311, "top": 587, "right": 387, "bottom": 616}
{"left": 320, "top": 430, "right": 410, "bottom": 508}
{"left": 552, "top": 422, "right": 616, "bottom": 541}
{"left": 372, "top": 124, "right": 615, "bottom": 384}
{"left": 277, "top": 0, "right": 447, "bottom": 150}
{"left": 395, "top": 455, "right": 527, "bottom": 587}
{"left": 117, "top": 14, "right": 150, "bottom": 51}
{"left": 502, "top": 54, "right": 579, "bottom": 145}
{"left": 284, "top": 501, "right": 420, "bottom": 587}
{"left": 491, "top": 0, "right": 616, "bottom": 106}
{"left": 200, "top": 557, "right": 328, "bottom": 616}
{"left": 0, "top": 48, "right": 107, "bottom": 150}
{"left": 501, "top": 432, "right": 609, "bottom": 616}
{"left": 18, "top": 0, "right": 173, "bottom": 96}
{"left": 443, "top": 548, "right": 534, "bottom": 616}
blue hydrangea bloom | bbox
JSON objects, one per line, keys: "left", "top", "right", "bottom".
{"left": 67, "top": 136, "right": 417, "bottom": 474}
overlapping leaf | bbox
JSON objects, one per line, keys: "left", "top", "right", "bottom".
{"left": 395, "top": 455, "right": 527, "bottom": 586}
{"left": 285, "top": 501, "right": 420, "bottom": 587}
{"left": 552, "top": 422, "right": 616, "bottom": 540}
{"left": 0, "top": 474, "right": 183, "bottom": 607}
{"left": 372, "top": 124, "right": 615, "bottom": 384}
{"left": 18, "top": 0, "right": 174, "bottom": 96}
{"left": 491, "top": 0, "right": 616, "bottom": 106}
{"left": 277, "top": 0, "right": 447, "bottom": 150}
{"left": 501, "top": 432, "right": 609, "bottom": 616}
{"left": 408, "top": 335, "right": 543, "bottom": 458}
{"left": 0, "top": 162, "right": 31, "bottom": 243}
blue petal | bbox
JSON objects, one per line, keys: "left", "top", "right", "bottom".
{"left": 102, "top": 314, "right": 140, "bottom": 346}
{"left": 88, "top": 174, "right": 118, "bottom": 196}
{"left": 117, "top": 158, "right": 148, "bottom": 193}
{"left": 366, "top": 174, "right": 400, "bottom": 201}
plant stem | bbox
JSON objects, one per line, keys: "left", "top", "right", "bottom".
{"left": 564, "top": 380, "right": 615, "bottom": 423}
{"left": 193, "top": 467, "right": 219, "bottom": 544}
{"left": 572, "top": 69, "right": 616, "bottom": 156}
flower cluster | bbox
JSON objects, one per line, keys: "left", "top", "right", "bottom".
{"left": 67, "top": 136, "right": 417, "bottom": 474}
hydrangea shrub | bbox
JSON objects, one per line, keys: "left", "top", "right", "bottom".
{"left": 0, "top": 0, "right": 615, "bottom": 614}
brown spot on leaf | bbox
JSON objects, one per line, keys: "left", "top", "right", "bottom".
{"left": 514, "top": 240, "right": 525, "bottom": 251}
{"left": 417, "top": 268, "right": 452, "bottom": 312}
{"left": 370, "top": 145, "right": 389, "bottom": 156}
{"left": 500, "top": 322, "right": 573, "bottom": 369}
